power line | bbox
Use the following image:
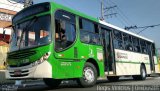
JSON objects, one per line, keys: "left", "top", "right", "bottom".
{"left": 104, "top": 1, "right": 117, "bottom": 18}
{"left": 137, "top": 24, "right": 160, "bottom": 34}
{"left": 125, "top": 24, "right": 160, "bottom": 30}
{"left": 99, "top": 0, "right": 134, "bottom": 29}
{"left": 108, "top": 0, "right": 152, "bottom": 34}
{"left": 116, "top": 16, "right": 127, "bottom": 27}
{"left": 100, "top": 0, "right": 117, "bottom": 21}
{"left": 108, "top": 0, "right": 135, "bottom": 25}
{"left": 116, "top": 7, "right": 135, "bottom": 25}
{"left": 104, "top": 5, "right": 117, "bottom": 11}
{"left": 137, "top": 24, "right": 160, "bottom": 29}
{"left": 105, "top": 13, "right": 117, "bottom": 18}
{"left": 125, "top": 24, "right": 160, "bottom": 34}
{"left": 102, "top": 0, "right": 128, "bottom": 28}
{"left": 137, "top": 27, "right": 149, "bottom": 34}
{"left": 117, "top": 13, "right": 130, "bottom": 26}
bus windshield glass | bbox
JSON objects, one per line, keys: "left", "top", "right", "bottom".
{"left": 10, "top": 15, "right": 51, "bottom": 52}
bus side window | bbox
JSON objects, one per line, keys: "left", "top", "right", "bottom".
{"left": 140, "top": 40, "right": 147, "bottom": 54}
{"left": 113, "top": 30, "right": 123, "bottom": 49}
{"left": 132, "top": 37, "right": 141, "bottom": 52}
{"left": 152, "top": 43, "right": 156, "bottom": 56}
{"left": 79, "top": 18, "right": 101, "bottom": 45}
{"left": 55, "top": 10, "right": 76, "bottom": 51}
{"left": 123, "top": 33, "right": 133, "bottom": 51}
{"left": 146, "top": 42, "right": 151, "bottom": 54}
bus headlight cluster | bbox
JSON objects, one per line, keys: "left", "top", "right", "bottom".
{"left": 31, "top": 52, "right": 51, "bottom": 67}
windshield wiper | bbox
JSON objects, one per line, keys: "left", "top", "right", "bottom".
{"left": 18, "top": 16, "right": 38, "bottom": 49}
{"left": 24, "top": 16, "right": 38, "bottom": 31}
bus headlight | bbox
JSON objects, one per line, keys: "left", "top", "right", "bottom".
{"left": 31, "top": 52, "right": 51, "bottom": 67}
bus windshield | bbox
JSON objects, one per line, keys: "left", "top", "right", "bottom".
{"left": 10, "top": 15, "right": 51, "bottom": 52}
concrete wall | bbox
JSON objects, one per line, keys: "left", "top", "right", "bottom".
{"left": 0, "top": 70, "right": 15, "bottom": 84}
{"left": 0, "top": 45, "right": 8, "bottom": 70}
{"left": 0, "top": 0, "right": 23, "bottom": 70}
{"left": 0, "top": 0, "right": 23, "bottom": 84}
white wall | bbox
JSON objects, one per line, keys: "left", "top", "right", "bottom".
{"left": 0, "top": 0, "right": 24, "bottom": 35}
{"left": 0, "top": 0, "right": 23, "bottom": 12}
{"left": 0, "top": 28, "right": 11, "bottom": 35}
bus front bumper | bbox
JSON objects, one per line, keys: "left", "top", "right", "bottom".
{"left": 5, "top": 61, "right": 52, "bottom": 79}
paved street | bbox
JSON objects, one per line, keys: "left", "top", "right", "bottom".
{"left": 1, "top": 76, "right": 160, "bottom": 91}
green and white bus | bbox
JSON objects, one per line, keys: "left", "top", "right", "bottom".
{"left": 6, "top": 2, "right": 160, "bottom": 87}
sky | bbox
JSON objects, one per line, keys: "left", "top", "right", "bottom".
{"left": 34, "top": 0, "right": 160, "bottom": 50}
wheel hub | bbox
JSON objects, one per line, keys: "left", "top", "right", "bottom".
{"left": 84, "top": 67, "right": 94, "bottom": 83}
{"left": 142, "top": 68, "right": 146, "bottom": 77}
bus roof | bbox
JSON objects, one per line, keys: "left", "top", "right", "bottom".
{"left": 100, "top": 20, "right": 154, "bottom": 43}
{"left": 16, "top": 2, "right": 154, "bottom": 43}
{"left": 51, "top": 2, "right": 154, "bottom": 43}
{"left": 51, "top": 2, "right": 99, "bottom": 23}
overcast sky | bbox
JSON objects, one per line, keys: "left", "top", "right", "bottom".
{"left": 34, "top": 0, "right": 160, "bottom": 50}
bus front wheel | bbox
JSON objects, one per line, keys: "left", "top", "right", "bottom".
{"left": 43, "top": 78, "right": 62, "bottom": 88}
{"left": 77, "top": 62, "right": 97, "bottom": 87}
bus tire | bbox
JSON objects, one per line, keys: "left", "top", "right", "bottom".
{"left": 43, "top": 78, "right": 62, "bottom": 88}
{"left": 77, "top": 62, "right": 97, "bottom": 87}
{"left": 132, "top": 65, "right": 146, "bottom": 80}
{"left": 107, "top": 76, "right": 119, "bottom": 82}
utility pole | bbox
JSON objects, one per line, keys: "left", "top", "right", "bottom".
{"left": 100, "top": 0, "right": 117, "bottom": 21}
{"left": 24, "top": 0, "right": 33, "bottom": 8}
{"left": 101, "top": 0, "right": 104, "bottom": 20}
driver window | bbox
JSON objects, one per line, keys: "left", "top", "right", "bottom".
{"left": 55, "top": 10, "right": 76, "bottom": 51}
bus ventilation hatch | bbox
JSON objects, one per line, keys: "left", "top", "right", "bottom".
{"left": 8, "top": 50, "right": 36, "bottom": 59}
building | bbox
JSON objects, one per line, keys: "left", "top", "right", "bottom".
{"left": 0, "top": 0, "right": 23, "bottom": 69}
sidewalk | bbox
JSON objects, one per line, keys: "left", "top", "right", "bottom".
{"left": 0, "top": 70, "right": 15, "bottom": 85}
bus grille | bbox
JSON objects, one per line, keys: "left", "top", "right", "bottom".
{"left": 9, "top": 62, "right": 31, "bottom": 68}
{"left": 8, "top": 50, "right": 36, "bottom": 59}
{"left": 9, "top": 70, "right": 29, "bottom": 77}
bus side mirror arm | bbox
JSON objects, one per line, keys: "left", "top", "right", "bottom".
{"left": 2, "top": 28, "right": 6, "bottom": 40}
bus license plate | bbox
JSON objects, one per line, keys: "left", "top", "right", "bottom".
{"left": 14, "top": 70, "right": 21, "bottom": 75}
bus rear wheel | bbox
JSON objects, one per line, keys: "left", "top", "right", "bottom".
{"left": 132, "top": 65, "right": 146, "bottom": 80}
{"left": 77, "top": 62, "right": 97, "bottom": 87}
{"left": 43, "top": 78, "right": 62, "bottom": 88}
{"left": 107, "top": 76, "right": 119, "bottom": 82}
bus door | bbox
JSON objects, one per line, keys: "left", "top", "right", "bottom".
{"left": 148, "top": 43, "right": 155, "bottom": 72}
{"left": 101, "top": 28, "right": 115, "bottom": 75}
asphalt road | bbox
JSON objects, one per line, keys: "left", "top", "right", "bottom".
{"left": 1, "top": 76, "right": 160, "bottom": 91}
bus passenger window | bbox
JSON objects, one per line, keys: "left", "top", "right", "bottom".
{"left": 140, "top": 40, "right": 147, "bottom": 54}
{"left": 132, "top": 37, "right": 141, "bottom": 52}
{"left": 80, "top": 31, "right": 90, "bottom": 43}
{"left": 152, "top": 43, "right": 156, "bottom": 56}
{"left": 113, "top": 30, "right": 123, "bottom": 49}
{"left": 79, "top": 18, "right": 101, "bottom": 45}
{"left": 123, "top": 33, "right": 133, "bottom": 51}
{"left": 79, "top": 19, "right": 95, "bottom": 32}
